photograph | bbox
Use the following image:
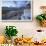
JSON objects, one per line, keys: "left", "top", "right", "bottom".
{"left": 0, "top": 0, "right": 46, "bottom": 46}
{"left": 2, "top": 0, "right": 32, "bottom": 21}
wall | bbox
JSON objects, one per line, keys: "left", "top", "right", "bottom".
{"left": 0, "top": 0, "right": 46, "bottom": 40}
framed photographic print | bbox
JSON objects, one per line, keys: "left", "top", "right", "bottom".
{"left": 2, "top": 0, "right": 32, "bottom": 21}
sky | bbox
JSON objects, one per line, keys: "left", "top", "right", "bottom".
{"left": 2, "top": 1, "right": 30, "bottom": 7}
{"left": 3, "top": 0, "right": 29, "bottom": 1}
